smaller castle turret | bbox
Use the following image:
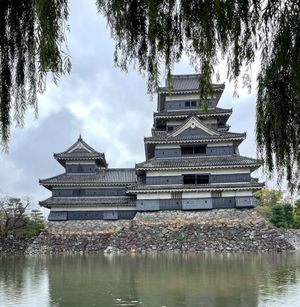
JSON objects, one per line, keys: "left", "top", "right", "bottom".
{"left": 39, "top": 136, "right": 137, "bottom": 221}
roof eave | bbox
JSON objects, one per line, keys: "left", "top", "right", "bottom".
{"left": 128, "top": 183, "right": 264, "bottom": 194}
{"left": 136, "top": 163, "right": 260, "bottom": 171}
{"left": 144, "top": 136, "right": 246, "bottom": 144}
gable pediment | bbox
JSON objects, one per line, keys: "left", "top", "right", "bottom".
{"left": 60, "top": 136, "right": 99, "bottom": 155}
{"left": 169, "top": 116, "right": 220, "bottom": 138}
{"left": 67, "top": 141, "right": 93, "bottom": 154}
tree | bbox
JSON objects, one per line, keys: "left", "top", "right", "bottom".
{"left": 283, "top": 204, "right": 294, "bottom": 228}
{"left": 1, "top": 1, "right": 300, "bottom": 188}
{"left": 270, "top": 204, "right": 286, "bottom": 228}
{"left": 254, "top": 188, "right": 284, "bottom": 207}
{"left": 255, "top": 188, "right": 297, "bottom": 228}
{"left": 0, "top": 0, "right": 70, "bottom": 149}
{"left": 293, "top": 199, "right": 300, "bottom": 228}
{"left": 25, "top": 209, "right": 46, "bottom": 237}
{"left": 0, "top": 197, "right": 29, "bottom": 236}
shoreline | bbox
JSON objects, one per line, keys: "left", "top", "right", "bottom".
{"left": 1, "top": 209, "right": 300, "bottom": 255}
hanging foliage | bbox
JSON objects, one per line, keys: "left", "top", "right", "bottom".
{"left": 0, "top": 0, "right": 299, "bottom": 189}
{"left": 97, "top": 0, "right": 300, "bottom": 189}
{"left": 0, "top": 0, "right": 70, "bottom": 149}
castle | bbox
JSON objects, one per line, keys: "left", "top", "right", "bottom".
{"left": 40, "top": 74, "right": 264, "bottom": 221}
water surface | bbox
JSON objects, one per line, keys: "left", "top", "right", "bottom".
{"left": 1, "top": 253, "right": 300, "bottom": 306}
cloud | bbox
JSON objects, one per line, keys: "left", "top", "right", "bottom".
{"left": 0, "top": 0, "right": 269, "bottom": 206}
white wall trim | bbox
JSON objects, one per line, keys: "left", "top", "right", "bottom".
{"left": 52, "top": 207, "right": 136, "bottom": 211}
{"left": 170, "top": 116, "right": 219, "bottom": 137}
{"left": 146, "top": 168, "right": 251, "bottom": 176}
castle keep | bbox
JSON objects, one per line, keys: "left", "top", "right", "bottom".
{"left": 40, "top": 74, "right": 264, "bottom": 221}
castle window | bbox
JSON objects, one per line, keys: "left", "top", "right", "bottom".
{"left": 194, "top": 145, "right": 206, "bottom": 154}
{"left": 72, "top": 189, "right": 85, "bottom": 197}
{"left": 183, "top": 174, "right": 209, "bottom": 184}
{"left": 185, "top": 101, "right": 191, "bottom": 107}
{"left": 183, "top": 175, "right": 196, "bottom": 184}
{"left": 191, "top": 101, "right": 197, "bottom": 107}
{"left": 171, "top": 192, "right": 182, "bottom": 199}
{"left": 181, "top": 146, "right": 194, "bottom": 155}
{"left": 212, "top": 191, "right": 222, "bottom": 198}
{"left": 196, "top": 175, "right": 209, "bottom": 184}
{"left": 181, "top": 145, "right": 206, "bottom": 155}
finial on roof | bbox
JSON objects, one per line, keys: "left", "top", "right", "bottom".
{"left": 78, "top": 133, "right": 82, "bottom": 141}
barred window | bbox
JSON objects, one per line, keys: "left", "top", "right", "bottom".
{"left": 183, "top": 174, "right": 209, "bottom": 184}
{"left": 181, "top": 145, "right": 206, "bottom": 155}
{"left": 212, "top": 191, "right": 222, "bottom": 198}
{"left": 171, "top": 192, "right": 182, "bottom": 199}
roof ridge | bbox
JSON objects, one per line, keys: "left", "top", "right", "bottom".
{"left": 55, "top": 137, "right": 102, "bottom": 155}
{"left": 39, "top": 172, "right": 66, "bottom": 183}
{"left": 107, "top": 168, "right": 136, "bottom": 171}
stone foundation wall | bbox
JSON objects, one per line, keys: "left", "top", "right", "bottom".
{"left": 282, "top": 229, "right": 300, "bottom": 250}
{"left": 46, "top": 220, "right": 131, "bottom": 235}
{"left": 0, "top": 236, "right": 34, "bottom": 255}
{"left": 21, "top": 209, "right": 297, "bottom": 255}
{"left": 106, "top": 210, "right": 294, "bottom": 253}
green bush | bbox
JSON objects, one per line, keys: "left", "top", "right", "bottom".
{"left": 255, "top": 188, "right": 300, "bottom": 229}
{"left": 25, "top": 209, "right": 46, "bottom": 237}
{"left": 283, "top": 204, "right": 294, "bottom": 228}
{"left": 270, "top": 204, "right": 286, "bottom": 228}
{"left": 293, "top": 200, "right": 300, "bottom": 229}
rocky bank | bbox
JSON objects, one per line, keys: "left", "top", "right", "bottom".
{"left": 27, "top": 209, "right": 300, "bottom": 254}
{"left": 2, "top": 209, "right": 300, "bottom": 255}
{"left": 0, "top": 236, "right": 34, "bottom": 255}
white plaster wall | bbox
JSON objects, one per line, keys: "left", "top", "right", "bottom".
{"left": 137, "top": 193, "right": 171, "bottom": 200}
{"left": 166, "top": 94, "right": 216, "bottom": 100}
{"left": 222, "top": 191, "right": 254, "bottom": 197}
{"left": 155, "top": 145, "right": 181, "bottom": 149}
{"left": 53, "top": 206, "right": 136, "bottom": 211}
{"left": 206, "top": 142, "right": 233, "bottom": 147}
{"left": 146, "top": 168, "right": 251, "bottom": 176}
{"left": 65, "top": 161, "right": 97, "bottom": 165}
{"left": 183, "top": 192, "right": 211, "bottom": 198}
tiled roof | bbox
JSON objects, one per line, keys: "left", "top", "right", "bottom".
{"left": 54, "top": 136, "right": 107, "bottom": 166}
{"left": 40, "top": 196, "right": 134, "bottom": 208}
{"left": 158, "top": 74, "right": 225, "bottom": 93}
{"left": 145, "top": 131, "right": 246, "bottom": 143}
{"left": 154, "top": 108, "right": 232, "bottom": 119}
{"left": 54, "top": 152, "right": 106, "bottom": 160}
{"left": 136, "top": 155, "right": 260, "bottom": 170}
{"left": 40, "top": 168, "right": 137, "bottom": 187}
{"left": 128, "top": 182, "right": 264, "bottom": 192}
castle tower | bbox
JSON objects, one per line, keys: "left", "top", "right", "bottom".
{"left": 39, "top": 136, "right": 137, "bottom": 220}
{"left": 128, "top": 74, "right": 264, "bottom": 210}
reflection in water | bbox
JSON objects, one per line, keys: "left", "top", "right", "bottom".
{"left": 0, "top": 257, "right": 51, "bottom": 307}
{"left": 0, "top": 253, "right": 300, "bottom": 307}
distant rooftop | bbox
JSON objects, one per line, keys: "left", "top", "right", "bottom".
{"left": 157, "top": 74, "right": 225, "bottom": 112}
{"left": 40, "top": 168, "right": 137, "bottom": 189}
{"left": 54, "top": 135, "right": 108, "bottom": 167}
{"left": 159, "top": 74, "right": 225, "bottom": 93}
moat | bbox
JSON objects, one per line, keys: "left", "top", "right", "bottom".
{"left": 1, "top": 253, "right": 300, "bottom": 307}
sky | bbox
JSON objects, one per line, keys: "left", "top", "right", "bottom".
{"left": 0, "top": 0, "right": 274, "bottom": 210}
